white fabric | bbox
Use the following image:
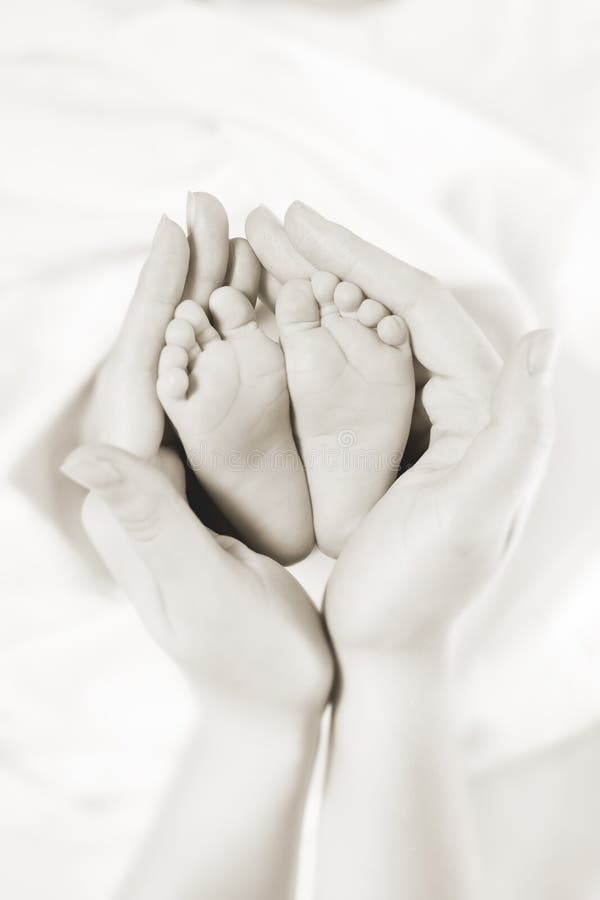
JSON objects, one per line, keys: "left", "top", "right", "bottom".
{"left": 1, "top": 0, "right": 599, "bottom": 896}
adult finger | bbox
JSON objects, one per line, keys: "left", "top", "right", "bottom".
{"left": 116, "top": 216, "right": 189, "bottom": 368}
{"left": 453, "top": 329, "right": 557, "bottom": 529}
{"left": 284, "top": 201, "right": 501, "bottom": 382}
{"left": 81, "top": 490, "right": 166, "bottom": 640}
{"left": 74, "top": 446, "right": 222, "bottom": 645}
{"left": 184, "top": 192, "right": 230, "bottom": 308}
{"left": 226, "top": 237, "right": 262, "bottom": 303}
{"left": 245, "top": 204, "right": 315, "bottom": 285}
{"left": 62, "top": 443, "right": 225, "bottom": 580}
{"left": 258, "top": 268, "right": 282, "bottom": 312}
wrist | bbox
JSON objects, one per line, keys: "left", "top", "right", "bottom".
{"left": 337, "top": 640, "right": 448, "bottom": 686}
{"left": 197, "top": 689, "right": 324, "bottom": 758}
{"left": 332, "top": 644, "right": 454, "bottom": 729}
{"left": 328, "top": 648, "right": 459, "bottom": 801}
{"left": 183, "top": 639, "right": 332, "bottom": 731}
{"left": 325, "top": 579, "right": 458, "bottom": 664}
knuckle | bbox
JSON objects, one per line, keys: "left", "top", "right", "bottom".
{"left": 337, "top": 233, "right": 362, "bottom": 281}
{"left": 424, "top": 375, "right": 492, "bottom": 438}
{"left": 511, "top": 404, "right": 556, "bottom": 452}
{"left": 445, "top": 512, "right": 503, "bottom": 571}
{"left": 117, "top": 494, "right": 163, "bottom": 543}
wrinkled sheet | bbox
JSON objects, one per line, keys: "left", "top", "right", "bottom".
{"left": 1, "top": 0, "right": 600, "bottom": 897}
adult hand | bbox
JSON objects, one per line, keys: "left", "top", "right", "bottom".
{"left": 247, "top": 202, "right": 502, "bottom": 464}
{"left": 247, "top": 205, "right": 556, "bottom": 900}
{"left": 63, "top": 441, "right": 331, "bottom": 900}
{"left": 81, "top": 193, "right": 232, "bottom": 462}
{"left": 246, "top": 203, "right": 556, "bottom": 650}
{"left": 81, "top": 192, "right": 262, "bottom": 537}
{"left": 63, "top": 443, "right": 332, "bottom": 712}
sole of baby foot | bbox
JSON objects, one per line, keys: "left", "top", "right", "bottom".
{"left": 277, "top": 273, "right": 415, "bottom": 558}
{"left": 157, "top": 286, "right": 314, "bottom": 565}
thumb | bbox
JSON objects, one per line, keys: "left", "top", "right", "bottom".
{"left": 61, "top": 443, "right": 216, "bottom": 571}
{"left": 454, "top": 329, "right": 557, "bottom": 533}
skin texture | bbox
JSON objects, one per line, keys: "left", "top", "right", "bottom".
{"left": 157, "top": 196, "right": 314, "bottom": 564}
{"left": 63, "top": 444, "right": 330, "bottom": 714}
{"left": 81, "top": 193, "right": 236, "bottom": 468}
{"left": 184, "top": 191, "right": 230, "bottom": 309}
{"left": 246, "top": 202, "right": 503, "bottom": 462}
{"left": 245, "top": 201, "right": 557, "bottom": 900}
{"left": 82, "top": 193, "right": 314, "bottom": 562}
{"left": 75, "top": 195, "right": 556, "bottom": 899}
{"left": 276, "top": 275, "right": 415, "bottom": 557}
{"left": 157, "top": 283, "right": 314, "bottom": 564}
{"left": 81, "top": 214, "right": 190, "bottom": 461}
{"left": 73, "top": 197, "right": 326, "bottom": 899}
{"left": 248, "top": 206, "right": 418, "bottom": 556}
{"left": 62, "top": 443, "right": 332, "bottom": 900}
{"left": 316, "top": 330, "right": 555, "bottom": 900}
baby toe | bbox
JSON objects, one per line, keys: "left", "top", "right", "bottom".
{"left": 276, "top": 278, "right": 320, "bottom": 335}
{"left": 311, "top": 270, "right": 339, "bottom": 304}
{"left": 158, "top": 344, "right": 188, "bottom": 375}
{"left": 157, "top": 368, "right": 189, "bottom": 402}
{"left": 165, "top": 317, "right": 197, "bottom": 351}
{"left": 311, "top": 271, "right": 340, "bottom": 318}
{"left": 334, "top": 281, "right": 364, "bottom": 315}
{"left": 377, "top": 314, "right": 409, "bottom": 348}
{"left": 208, "top": 286, "right": 258, "bottom": 337}
{"left": 175, "top": 298, "right": 210, "bottom": 331}
{"left": 175, "top": 298, "right": 220, "bottom": 348}
{"left": 157, "top": 346, "right": 189, "bottom": 402}
{"left": 357, "top": 298, "right": 388, "bottom": 328}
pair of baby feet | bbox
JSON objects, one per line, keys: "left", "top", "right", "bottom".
{"left": 157, "top": 250, "right": 415, "bottom": 562}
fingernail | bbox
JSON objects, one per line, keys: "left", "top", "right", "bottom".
{"left": 291, "top": 200, "right": 319, "bottom": 216}
{"left": 152, "top": 214, "right": 170, "bottom": 247}
{"left": 186, "top": 191, "right": 196, "bottom": 233}
{"left": 60, "top": 450, "right": 122, "bottom": 489}
{"left": 288, "top": 201, "right": 327, "bottom": 230}
{"left": 256, "top": 203, "right": 278, "bottom": 220}
{"left": 527, "top": 329, "right": 558, "bottom": 380}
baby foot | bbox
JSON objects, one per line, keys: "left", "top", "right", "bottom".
{"left": 81, "top": 195, "right": 233, "bottom": 463}
{"left": 276, "top": 273, "right": 415, "bottom": 558}
{"left": 157, "top": 288, "right": 314, "bottom": 565}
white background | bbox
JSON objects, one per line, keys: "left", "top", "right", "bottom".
{"left": 1, "top": 1, "right": 600, "bottom": 897}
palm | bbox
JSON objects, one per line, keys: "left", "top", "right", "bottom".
{"left": 161, "top": 544, "right": 331, "bottom": 712}
{"left": 324, "top": 455, "right": 491, "bottom": 651}
{"left": 83, "top": 466, "right": 331, "bottom": 714}
{"left": 247, "top": 202, "right": 554, "bottom": 654}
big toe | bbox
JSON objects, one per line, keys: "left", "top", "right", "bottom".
{"left": 208, "top": 286, "right": 257, "bottom": 337}
{"left": 276, "top": 279, "right": 320, "bottom": 335}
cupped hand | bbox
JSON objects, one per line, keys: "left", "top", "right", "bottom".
{"left": 62, "top": 443, "right": 333, "bottom": 715}
{"left": 245, "top": 203, "right": 556, "bottom": 653}
{"left": 81, "top": 193, "right": 235, "bottom": 464}
{"left": 81, "top": 192, "right": 264, "bottom": 537}
{"left": 325, "top": 327, "right": 555, "bottom": 652}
